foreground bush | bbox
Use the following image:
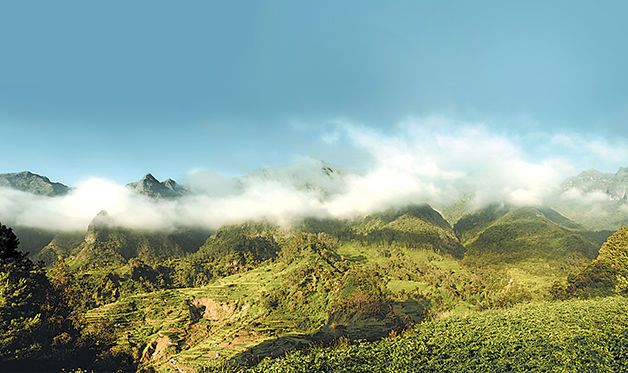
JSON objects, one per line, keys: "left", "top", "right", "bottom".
{"left": 249, "top": 296, "right": 627, "bottom": 372}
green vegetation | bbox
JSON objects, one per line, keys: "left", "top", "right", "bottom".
{"left": 553, "top": 226, "right": 628, "bottom": 298}
{"left": 0, "top": 223, "right": 135, "bottom": 371}
{"left": 457, "top": 205, "right": 608, "bottom": 299}
{"left": 2, "top": 202, "right": 625, "bottom": 372}
{"left": 249, "top": 296, "right": 628, "bottom": 372}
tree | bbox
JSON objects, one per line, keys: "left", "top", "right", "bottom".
{"left": 0, "top": 223, "right": 26, "bottom": 263}
{"left": 0, "top": 222, "right": 51, "bottom": 364}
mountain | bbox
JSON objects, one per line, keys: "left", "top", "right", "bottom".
{"left": 0, "top": 171, "right": 69, "bottom": 196}
{"left": 243, "top": 159, "right": 348, "bottom": 198}
{"left": 457, "top": 205, "right": 602, "bottom": 263}
{"left": 347, "top": 204, "right": 465, "bottom": 258}
{"left": 127, "top": 173, "right": 187, "bottom": 199}
{"left": 562, "top": 167, "right": 628, "bottom": 201}
{"left": 557, "top": 226, "right": 628, "bottom": 298}
{"left": 10, "top": 226, "right": 57, "bottom": 257}
{"left": 455, "top": 205, "right": 607, "bottom": 297}
{"left": 33, "top": 231, "right": 86, "bottom": 265}
{"left": 297, "top": 204, "right": 465, "bottom": 258}
{"left": 550, "top": 167, "right": 628, "bottom": 230}
{"left": 68, "top": 211, "right": 209, "bottom": 268}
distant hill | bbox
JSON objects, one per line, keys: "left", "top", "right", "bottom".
{"left": 348, "top": 204, "right": 465, "bottom": 258}
{"left": 127, "top": 173, "right": 187, "bottom": 199}
{"left": 457, "top": 205, "right": 602, "bottom": 263}
{"left": 550, "top": 167, "right": 628, "bottom": 230}
{"left": 242, "top": 159, "right": 348, "bottom": 198}
{"left": 68, "top": 211, "right": 209, "bottom": 268}
{"left": 562, "top": 167, "right": 628, "bottom": 201}
{"left": 299, "top": 204, "right": 465, "bottom": 258}
{"left": 0, "top": 171, "right": 69, "bottom": 196}
{"left": 455, "top": 205, "right": 607, "bottom": 297}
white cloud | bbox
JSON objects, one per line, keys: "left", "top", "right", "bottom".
{"left": 0, "top": 117, "right": 625, "bottom": 231}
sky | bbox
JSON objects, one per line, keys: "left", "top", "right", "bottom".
{"left": 0, "top": 0, "right": 627, "bottom": 185}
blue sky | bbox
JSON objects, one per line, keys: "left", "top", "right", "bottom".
{"left": 1, "top": 1, "right": 627, "bottom": 184}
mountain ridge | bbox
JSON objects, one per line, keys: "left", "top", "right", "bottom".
{"left": 127, "top": 173, "right": 187, "bottom": 199}
{"left": 0, "top": 171, "right": 70, "bottom": 196}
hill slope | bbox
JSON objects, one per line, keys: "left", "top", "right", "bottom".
{"left": 249, "top": 296, "right": 628, "bottom": 373}
{"left": 68, "top": 211, "right": 209, "bottom": 268}
{"left": 455, "top": 205, "right": 606, "bottom": 297}
{"left": 557, "top": 226, "right": 628, "bottom": 298}
{"left": 458, "top": 206, "right": 600, "bottom": 263}
{"left": 302, "top": 204, "right": 465, "bottom": 259}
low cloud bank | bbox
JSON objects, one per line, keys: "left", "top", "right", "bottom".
{"left": 1, "top": 118, "right": 626, "bottom": 231}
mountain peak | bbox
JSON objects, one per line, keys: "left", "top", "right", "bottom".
{"left": 616, "top": 167, "right": 628, "bottom": 177}
{"left": 88, "top": 210, "right": 114, "bottom": 230}
{"left": 142, "top": 173, "right": 159, "bottom": 183}
{"left": 127, "top": 174, "right": 186, "bottom": 199}
{"left": 0, "top": 171, "right": 69, "bottom": 196}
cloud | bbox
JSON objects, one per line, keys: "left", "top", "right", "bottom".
{"left": 0, "top": 117, "right": 625, "bottom": 231}
{"left": 327, "top": 118, "right": 571, "bottom": 214}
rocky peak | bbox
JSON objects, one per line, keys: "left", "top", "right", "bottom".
{"left": 142, "top": 173, "right": 159, "bottom": 183}
{"left": 163, "top": 178, "right": 183, "bottom": 192}
{"left": 0, "top": 171, "right": 70, "bottom": 196}
{"left": 127, "top": 173, "right": 186, "bottom": 199}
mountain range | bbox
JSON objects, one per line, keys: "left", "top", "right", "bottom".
{"left": 2, "top": 163, "right": 626, "bottom": 230}
{"left": 0, "top": 164, "right": 626, "bottom": 371}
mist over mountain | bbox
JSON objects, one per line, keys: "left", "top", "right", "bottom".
{"left": 0, "top": 163, "right": 626, "bottom": 233}
{"left": 0, "top": 123, "right": 625, "bottom": 233}
{"left": 562, "top": 168, "right": 628, "bottom": 201}
{"left": 550, "top": 167, "right": 628, "bottom": 230}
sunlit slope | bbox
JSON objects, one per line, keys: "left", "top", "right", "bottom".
{"left": 249, "top": 296, "right": 628, "bottom": 373}
{"left": 301, "top": 204, "right": 465, "bottom": 258}
{"left": 557, "top": 226, "right": 628, "bottom": 298}
{"left": 456, "top": 205, "right": 607, "bottom": 297}
{"left": 84, "top": 232, "right": 483, "bottom": 371}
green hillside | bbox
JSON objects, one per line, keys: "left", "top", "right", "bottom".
{"left": 301, "top": 204, "right": 465, "bottom": 259}
{"left": 81, "top": 216, "right": 543, "bottom": 371}
{"left": 455, "top": 206, "right": 606, "bottom": 298}
{"left": 249, "top": 296, "right": 628, "bottom": 373}
{"left": 83, "top": 231, "right": 475, "bottom": 371}
{"left": 555, "top": 226, "right": 628, "bottom": 298}
{"left": 2, "top": 202, "right": 624, "bottom": 372}
{"left": 66, "top": 212, "right": 209, "bottom": 269}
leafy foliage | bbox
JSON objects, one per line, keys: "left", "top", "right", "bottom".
{"left": 249, "top": 296, "right": 628, "bottom": 372}
{"left": 553, "top": 226, "right": 628, "bottom": 298}
{"left": 0, "top": 222, "right": 136, "bottom": 371}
